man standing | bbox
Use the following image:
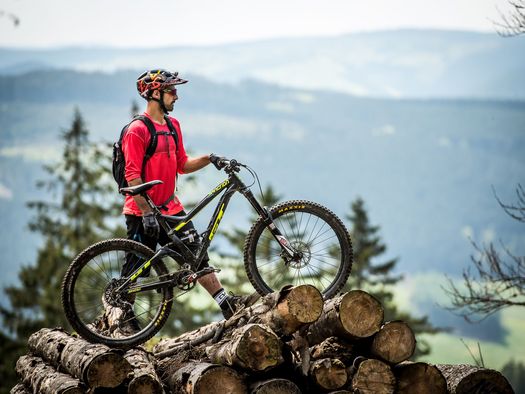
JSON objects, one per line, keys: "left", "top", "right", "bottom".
{"left": 122, "top": 69, "right": 253, "bottom": 319}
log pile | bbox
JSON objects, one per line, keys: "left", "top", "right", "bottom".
{"left": 11, "top": 285, "right": 515, "bottom": 393}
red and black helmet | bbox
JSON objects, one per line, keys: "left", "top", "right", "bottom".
{"left": 136, "top": 69, "right": 188, "bottom": 100}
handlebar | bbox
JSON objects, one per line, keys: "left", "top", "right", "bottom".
{"left": 217, "top": 158, "right": 241, "bottom": 173}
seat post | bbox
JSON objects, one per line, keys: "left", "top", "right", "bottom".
{"left": 142, "top": 192, "right": 161, "bottom": 214}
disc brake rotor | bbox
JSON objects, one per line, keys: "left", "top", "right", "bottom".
{"left": 288, "top": 240, "right": 312, "bottom": 269}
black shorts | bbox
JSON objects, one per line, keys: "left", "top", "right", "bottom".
{"left": 122, "top": 211, "right": 209, "bottom": 277}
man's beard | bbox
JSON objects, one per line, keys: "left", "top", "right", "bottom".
{"left": 165, "top": 102, "right": 174, "bottom": 112}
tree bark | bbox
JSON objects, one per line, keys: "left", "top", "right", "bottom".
{"left": 306, "top": 290, "right": 383, "bottom": 345}
{"left": 370, "top": 321, "right": 415, "bottom": 364}
{"left": 309, "top": 358, "right": 348, "bottom": 391}
{"left": 9, "top": 383, "right": 31, "bottom": 394}
{"left": 124, "top": 348, "right": 164, "bottom": 394}
{"left": 436, "top": 364, "right": 514, "bottom": 394}
{"left": 350, "top": 358, "right": 395, "bottom": 394}
{"left": 249, "top": 378, "right": 302, "bottom": 394}
{"left": 15, "top": 355, "right": 85, "bottom": 394}
{"left": 310, "top": 336, "right": 355, "bottom": 363}
{"left": 206, "top": 323, "right": 283, "bottom": 372}
{"left": 154, "top": 285, "right": 323, "bottom": 358}
{"left": 156, "top": 360, "right": 246, "bottom": 394}
{"left": 395, "top": 362, "right": 447, "bottom": 394}
{"left": 28, "top": 327, "right": 132, "bottom": 388}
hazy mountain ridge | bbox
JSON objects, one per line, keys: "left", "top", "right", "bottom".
{"left": 1, "top": 69, "right": 524, "bottom": 342}
{"left": 1, "top": 30, "right": 525, "bottom": 99}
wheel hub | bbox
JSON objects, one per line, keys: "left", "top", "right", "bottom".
{"left": 103, "top": 278, "right": 134, "bottom": 308}
{"left": 288, "top": 240, "right": 312, "bottom": 269}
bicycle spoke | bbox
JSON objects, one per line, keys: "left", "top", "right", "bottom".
{"left": 308, "top": 231, "right": 337, "bottom": 249}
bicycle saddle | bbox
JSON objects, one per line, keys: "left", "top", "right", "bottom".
{"left": 119, "top": 180, "right": 163, "bottom": 196}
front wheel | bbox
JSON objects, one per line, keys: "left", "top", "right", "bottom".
{"left": 244, "top": 200, "right": 353, "bottom": 299}
{"left": 61, "top": 239, "right": 173, "bottom": 348}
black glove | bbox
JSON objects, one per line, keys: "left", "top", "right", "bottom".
{"left": 142, "top": 212, "right": 160, "bottom": 239}
{"left": 209, "top": 153, "right": 226, "bottom": 170}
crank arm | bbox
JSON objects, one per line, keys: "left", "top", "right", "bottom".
{"left": 181, "top": 267, "right": 221, "bottom": 286}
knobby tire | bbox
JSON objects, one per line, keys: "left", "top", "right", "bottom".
{"left": 61, "top": 239, "right": 173, "bottom": 348}
{"left": 244, "top": 200, "right": 353, "bottom": 299}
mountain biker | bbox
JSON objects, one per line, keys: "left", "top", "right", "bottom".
{"left": 121, "top": 69, "right": 255, "bottom": 320}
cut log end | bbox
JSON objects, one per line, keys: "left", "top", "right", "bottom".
{"left": 340, "top": 290, "right": 383, "bottom": 338}
{"left": 127, "top": 374, "right": 164, "bottom": 394}
{"left": 310, "top": 358, "right": 348, "bottom": 391}
{"left": 192, "top": 365, "right": 246, "bottom": 394}
{"left": 395, "top": 362, "right": 447, "bottom": 394}
{"left": 87, "top": 352, "right": 133, "bottom": 388}
{"left": 371, "top": 321, "right": 416, "bottom": 364}
{"left": 282, "top": 284, "right": 324, "bottom": 324}
{"left": 235, "top": 324, "right": 283, "bottom": 371}
{"left": 351, "top": 358, "right": 395, "bottom": 394}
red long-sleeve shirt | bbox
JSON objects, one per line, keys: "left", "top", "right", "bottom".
{"left": 122, "top": 112, "right": 188, "bottom": 216}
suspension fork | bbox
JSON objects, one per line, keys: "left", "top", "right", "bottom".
{"left": 240, "top": 187, "right": 296, "bottom": 259}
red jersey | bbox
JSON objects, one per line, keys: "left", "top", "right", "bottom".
{"left": 122, "top": 112, "right": 188, "bottom": 216}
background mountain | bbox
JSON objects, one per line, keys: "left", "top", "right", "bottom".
{"left": 1, "top": 30, "right": 525, "bottom": 99}
{"left": 1, "top": 30, "right": 524, "bottom": 359}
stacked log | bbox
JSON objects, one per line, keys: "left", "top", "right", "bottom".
{"left": 394, "top": 361, "right": 448, "bottom": 393}
{"left": 124, "top": 348, "right": 164, "bottom": 394}
{"left": 156, "top": 360, "right": 246, "bottom": 394}
{"left": 12, "top": 328, "right": 135, "bottom": 393}
{"left": 436, "top": 364, "right": 514, "bottom": 393}
{"left": 28, "top": 328, "right": 132, "bottom": 388}
{"left": 350, "top": 357, "right": 396, "bottom": 394}
{"left": 11, "top": 286, "right": 515, "bottom": 393}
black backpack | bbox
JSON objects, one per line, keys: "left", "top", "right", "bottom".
{"left": 112, "top": 115, "right": 179, "bottom": 190}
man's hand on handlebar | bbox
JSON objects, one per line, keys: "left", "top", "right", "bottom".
{"left": 209, "top": 153, "right": 227, "bottom": 170}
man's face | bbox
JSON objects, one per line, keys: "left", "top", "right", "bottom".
{"left": 162, "top": 87, "right": 178, "bottom": 112}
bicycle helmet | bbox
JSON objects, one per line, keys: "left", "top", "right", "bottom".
{"left": 136, "top": 69, "right": 187, "bottom": 99}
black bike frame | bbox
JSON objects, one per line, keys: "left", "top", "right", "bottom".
{"left": 160, "top": 171, "right": 269, "bottom": 268}
{"left": 119, "top": 170, "right": 291, "bottom": 294}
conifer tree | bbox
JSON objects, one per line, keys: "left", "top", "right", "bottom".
{"left": 344, "top": 198, "right": 400, "bottom": 293}
{"left": 1, "top": 108, "right": 120, "bottom": 346}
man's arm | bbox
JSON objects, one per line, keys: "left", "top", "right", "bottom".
{"left": 183, "top": 154, "right": 212, "bottom": 173}
{"left": 128, "top": 177, "right": 153, "bottom": 214}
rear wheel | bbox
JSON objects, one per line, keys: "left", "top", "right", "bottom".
{"left": 61, "top": 239, "right": 173, "bottom": 348}
{"left": 244, "top": 200, "right": 353, "bottom": 299}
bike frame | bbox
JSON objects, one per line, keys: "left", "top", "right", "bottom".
{"left": 118, "top": 169, "right": 295, "bottom": 295}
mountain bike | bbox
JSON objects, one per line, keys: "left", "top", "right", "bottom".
{"left": 61, "top": 158, "right": 353, "bottom": 348}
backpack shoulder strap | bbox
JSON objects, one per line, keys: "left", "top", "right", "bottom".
{"left": 164, "top": 115, "right": 180, "bottom": 152}
{"left": 136, "top": 115, "right": 158, "bottom": 159}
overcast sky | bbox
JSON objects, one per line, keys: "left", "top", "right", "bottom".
{"left": 0, "top": 0, "right": 512, "bottom": 48}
